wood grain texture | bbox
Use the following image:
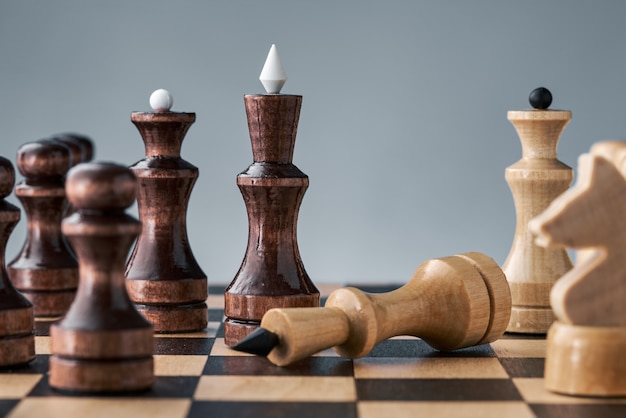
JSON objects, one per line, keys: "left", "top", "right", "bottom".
{"left": 0, "top": 156, "right": 35, "bottom": 367}
{"left": 504, "top": 110, "right": 573, "bottom": 333}
{"left": 52, "top": 133, "right": 94, "bottom": 164}
{"left": 531, "top": 144, "right": 626, "bottom": 326}
{"left": 4, "top": 284, "right": 626, "bottom": 417}
{"left": 224, "top": 94, "right": 319, "bottom": 346}
{"left": 50, "top": 162, "right": 153, "bottom": 393}
{"left": 53, "top": 133, "right": 95, "bottom": 218}
{"left": 530, "top": 140, "right": 626, "bottom": 397}
{"left": 8, "top": 140, "right": 78, "bottom": 317}
{"left": 544, "top": 321, "right": 626, "bottom": 396}
{"left": 125, "top": 112, "right": 208, "bottom": 333}
{"left": 261, "top": 252, "right": 510, "bottom": 366}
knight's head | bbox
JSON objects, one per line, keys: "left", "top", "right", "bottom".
{"left": 530, "top": 146, "right": 626, "bottom": 250}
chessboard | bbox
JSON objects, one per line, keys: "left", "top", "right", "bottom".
{"left": 1, "top": 283, "right": 625, "bottom": 418}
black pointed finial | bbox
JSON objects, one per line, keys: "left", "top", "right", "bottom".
{"left": 231, "top": 327, "right": 280, "bottom": 357}
{"left": 529, "top": 87, "right": 552, "bottom": 110}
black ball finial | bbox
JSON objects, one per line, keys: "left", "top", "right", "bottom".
{"left": 529, "top": 87, "right": 552, "bottom": 110}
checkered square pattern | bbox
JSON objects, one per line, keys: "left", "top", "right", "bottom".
{"left": 1, "top": 284, "right": 625, "bottom": 418}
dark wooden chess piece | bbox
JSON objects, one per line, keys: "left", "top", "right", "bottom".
{"left": 51, "top": 133, "right": 95, "bottom": 168}
{"left": 51, "top": 137, "right": 82, "bottom": 168}
{"left": 224, "top": 93, "right": 319, "bottom": 346}
{"left": 49, "top": 162, "right": 153, "bottom": 393}
{"left": 51, "top": 133, "right": 95, "bottom": 218}
{"left": 8, "top": 140, "right": 78, "bottom": 317}
{"left": 59, "top": 134, "right": 94, "bottom": 164}
{"left": 0, "top": 156, "right": 35, "bottom": 367}
{"left": 125, "top": 91, "right": 207, "bottom": 333}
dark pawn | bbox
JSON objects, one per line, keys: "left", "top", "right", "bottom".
{"left": 50, "top": 136, "right": 82, "bottom": 168}
{"left": 49, "top": 162, "right": 153, "bottom": 393}
{"left": 52, "top": 134, "right": 94, "bottom": 165}
{"left": 8, "top": 140, "right": 78, "bottom": 317}
{"left": 0, "top": 156, "right": 35, "bottom": 367}
{"left": 529, "top": 87, "right": 552, "bottom": 110}
{"left": 51, "top": 133, "right": 95, "bottom": 218}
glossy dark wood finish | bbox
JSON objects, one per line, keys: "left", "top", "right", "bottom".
{"left": 58, "top": 133, "right": 94, "bottom": 163}
{"left": 8, "top": 140, "right": 78, "bottom": 317}
{"left": 225, "top": 94, "right": 319, "bottom": 346}
{"left": 125, "top": 112, "right": 208, "bottom": 333}
{"left": 0, "top": 156, "right": 35, "bottom": 367}
{"left": 49, "top": 162, "right": 153, "bottom": 393}
{"left": 51, "top": 137, "right": 81, "bottom": 168}
{"left": 51, "top": 133, "right": 95, "bottom": 167}
{"left": 53, "top": 133, "right": 95, "bottom": 218}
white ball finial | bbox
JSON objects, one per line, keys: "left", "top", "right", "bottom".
{"left": 149, "top": 89, "right": 173, "bottom": 112}
{"left": 259, "top": 44, "right": 287, "bottom": 94}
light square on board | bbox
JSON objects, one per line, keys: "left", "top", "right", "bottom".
{"left": 210, "top": 338, "right": 252, "bottom": 357}
{"left": 154, "top": 355, "right": 208, "bottom": 376}
{"left": 0, "top": 375, "right": 42, "bottom": 399}
{"left": 490, "top": 339, "right": 547, "bottom": 358}
{"left": 194, "top": 375, "right": 357, "bottom": 402}
{"left": 187, "top": 400, "right": 356, "bottom": 418}
{"left": 513, "top": 378, "right": 626, "bottom": 404}
{"left": 34, "top": 336, "right": 50, "bottom": 355}
{"left": 6, "top": 398, "right": 191, "bottom": 418}
{"left": 358, "top": 401, "right": 536, "bottom": 418}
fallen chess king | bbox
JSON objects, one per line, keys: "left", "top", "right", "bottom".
{"left": 233, "top": 252, "right": 511, "bottom": 366}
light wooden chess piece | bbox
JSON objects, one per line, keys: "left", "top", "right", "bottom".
{"left": 530, "top": 140, "right": 626, "bottom": 396}
{"left": 504, "top": 87, "right": 574, "bottom": 333}
{"left": 234, "top": 252, "right": 511, "bottom": 366}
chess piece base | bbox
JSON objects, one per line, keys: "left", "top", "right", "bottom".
{"left": 18, "top": 289, "right": 76, "bottom": 317}
{"left": 506, "top": 306, "right": 554, "bottom": 334}
{"left": 0, "top": 305, "right": 35, "bottom": 367}
{"left": 49, "top": 356, "right": 153, "bottom": 393}
{"left": 0, "top": 334, "right": 35, "bottom": 367}
{"left": 50, "top": 326, "right": 153, "bottom": 356}
{"left": 126, "top": 278, "right": 207, "bottom": 305}
{"left": 224, "top": 319, "right": 259, "bottom": 346}
{"left": 545, "top": 321, "right": 626, "bottom": 397}
{"left": 224, "top": 293, "right": 320, "bottom": 346}
{"left": 136, "top": 303, "right": 208, "bottom": 333}
{"left": 9, "top": 266, "right": 78, "bottom": 317}
{"left": 49, "top": 325, "right": 153, "bottom": 392}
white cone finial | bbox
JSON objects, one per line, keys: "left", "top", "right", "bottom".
{"left": 259, "top": 44, "right": 287, "bottom": 94}
{"left": 149, "top": 89, "right": 173, "bottom": 112}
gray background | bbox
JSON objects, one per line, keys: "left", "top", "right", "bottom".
{"left": 1, "top": 1, "right": 625, "bottom": 285}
